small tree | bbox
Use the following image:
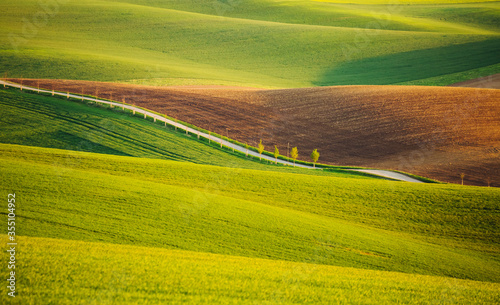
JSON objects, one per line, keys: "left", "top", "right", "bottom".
{"left": 310, "top": 149, "right": 320, "bottom": 168}
{"left": 460, "top": 172, "right": 465, "bottom": 185}
{"left": 290, "top": 147, "right": 298, "bottom": 167}
{"left": 258, "top": 139, "right": 264, "bottom": 161}
{"left": 274, "top": 145, "right": 279, "bottom": 164}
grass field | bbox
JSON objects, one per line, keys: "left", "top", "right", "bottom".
{"left": 1, "top": 235, "right": 499, "bottom": 304}
{"left": 0, "top": 87, "right": 498, "bottom": 302}
{"left": 1, "top": 143, "right": 499, "bottom": 283}
{"left": 1, "top": 0, "right": 499, "bottom": 87}
{"left": 1, "top": 1, "right": 499, "bottom": 301}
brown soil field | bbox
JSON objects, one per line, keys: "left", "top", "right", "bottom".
{"left": 9, "top": 78, "right": 500, "bottom": 187}
{"left": 449, "top": 73, "right": 500, "bottom": 89}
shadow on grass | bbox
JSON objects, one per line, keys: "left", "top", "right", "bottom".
{"left": 314, "top": 38, "right": 500, "bottom": 86}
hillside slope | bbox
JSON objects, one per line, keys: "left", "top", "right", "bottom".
{"left": 0, "top": 86, "right": 378, "bottom": 179}
{"left": 258, "top": 85, "right": 500, "bottom": 187}
{"left": 1, "top": 80, "right": 499, "bottom": 302}
{"left": 1, "top": 144, "right": 499, "bottom": 283}
{"left": 19, "top": 79, "right": 500, "bottom": 186}
{"left": 1, "top": 0, "right": 498, "bottom": 87}
{"left": 1, "top": 235, "right": 499, "bottom": 304}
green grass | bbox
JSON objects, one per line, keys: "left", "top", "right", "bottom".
{"left": 314, "top": 38, "right": 500, "bottom": 85}
{"left": 0, "top": 81, "right": 499, "bottom": 302}
{"left": 108, "top": 0, "right": 500, "bottom": 33}
{"left": 1, "top": 2, "right": 499, "bottom": 299}
{"left": 0, "top": 0, "right": 498, "bottom": 87}
{"left": 314, "top": 0, "right": 499, "bottom": 4}
{"left": 0, "top": 86, "right": 377, "bottom": 179}
{"left": 1, "top": 143, "right": 499, "bottom": 283}
{"left": 396, "top": 62, "right": 500, "bottom": 86}
{"left": 1, "top": 235, "right": 499, "bottom": 304}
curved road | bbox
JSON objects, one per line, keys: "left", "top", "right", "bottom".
{"left": 1, "top": 80, "right": 423, "bottom": 182}
{"left": 352, "top": 169, "right": 423, "bottom": 183}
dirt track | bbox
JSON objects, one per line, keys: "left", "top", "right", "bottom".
{"left": 9, "top": 79, "right": 500, "bottom": 187}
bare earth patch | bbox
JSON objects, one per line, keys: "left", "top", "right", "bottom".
{"left": 9, "top": 79, "right": 500, "bottom": 187}
{"left": 448, "top": 73, "right": 500, "bottom": 89}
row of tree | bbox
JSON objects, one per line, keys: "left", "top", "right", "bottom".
{"left": 257, "top": 140, "right": 320, "bottom": 168}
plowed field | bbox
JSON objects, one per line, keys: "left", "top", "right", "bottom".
{"left": 11, "top": 79, "right": 500, "bottom": 186}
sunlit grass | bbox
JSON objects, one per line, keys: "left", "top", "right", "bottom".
{"left": 314, "top": 0, "right": 499, "bottom": 4}
{"left": 1, "top": 235, "right": 499, "bottom": 304}
{"left": 1, "top": 143, "right": 499, "bottom": 282}
{"left": 0, "top": 0, "right": 498, "bottom": 87}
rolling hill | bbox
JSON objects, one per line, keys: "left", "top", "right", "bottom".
{"left": 0, "top": 85, "right": 375, "bottom": 179}
{"left": 17, "top": 78, "right": 500, "bottom": 187}
{"left": 1, "top": 235, "right": 499, "bottom": 304}
{"left": 1, "top": 0, "right": 499, "bottom": 302}
{"left": 0, "top": 0, "right": 499, "bottom": 87}
{"left": 1, "top": 143, "right": 500, "bottom": 281}
{"left": 0, "top": 81, "right": 499, "bottom": 303}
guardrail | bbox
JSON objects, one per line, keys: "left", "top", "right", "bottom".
{"left": 0, "top": 80, "right": 315, "bottom": 169}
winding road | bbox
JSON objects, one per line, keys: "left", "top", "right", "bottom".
{"left": 352, "top": 169, "right": 423, "bottom": 183}
{"left": 1, "top": 80, "right": 423, "bottom": 183}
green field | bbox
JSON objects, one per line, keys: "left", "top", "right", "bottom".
{"left": 0, "top": 86, "right": 499, "bottom": 302}
{"left": 2, "top": 142, "right": 500, "bottom": 279}
{"left": 1, "top": 1, "right": 500, "bottom": 301}
{"left": 1, "top": 0, "right": 499, "bottom": 87}
{"left": 1, "top": 142, "right": 499, "bottom": 302}
{"left": 1, "top": 235, "right": 499, "bottom": 304}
